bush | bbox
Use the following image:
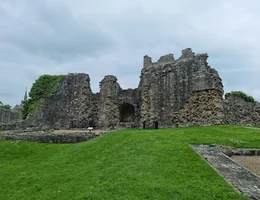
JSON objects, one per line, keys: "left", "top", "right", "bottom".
{"left": 22, "top": 74, "right": 63, "bottom": 119}
{"left": 231, "top": 91, "right": 255, "bottom": 102}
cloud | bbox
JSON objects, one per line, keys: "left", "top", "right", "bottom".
{"left": 0, "top": 0, "right": 260, "bottom": 106}
{"left": 0, "top": 0, "right": 116, "bottom": 61}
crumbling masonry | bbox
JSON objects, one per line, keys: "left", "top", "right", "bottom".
{"left": 0, "top": 48, "right": 259, "bottom": 130}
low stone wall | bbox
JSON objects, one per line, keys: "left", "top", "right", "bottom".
{"left": 0, "top": 130, "right": 107, "bottom": 144}
{"left": 217, "top": 145, "right": 260, "bottom": 157}
{"left": 0, "top": 108, "right": 20, "bottom": 125}
{"left": 223, "top": 93, "right": 260, "bottom": 126}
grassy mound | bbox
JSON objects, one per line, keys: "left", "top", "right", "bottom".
{"left": 1, "top": 126, "right": 260, "bottom": 200}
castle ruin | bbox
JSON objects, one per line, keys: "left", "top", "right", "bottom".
{"left": 1, "top": 48, "right": 259, "bottom": 130}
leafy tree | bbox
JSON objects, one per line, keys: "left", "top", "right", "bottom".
{"left": 0, "top": 101, "right": 12, "bottom": 109}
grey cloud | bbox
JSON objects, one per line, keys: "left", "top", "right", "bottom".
{"left": 0, "top": 0, "right": 116, "bottom": 61}
{"left": 0, "top": 0, "right": 260, "bottom": 106}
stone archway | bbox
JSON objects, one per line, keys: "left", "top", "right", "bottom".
{"left": 119, "top": 103, "right": 135, "bottom": 122}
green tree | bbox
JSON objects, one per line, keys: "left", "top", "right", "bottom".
{"left": 0, "top": 101, "right": 12, "bottom": 109}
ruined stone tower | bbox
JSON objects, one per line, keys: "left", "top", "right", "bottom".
{"left": 97, "top": 75, "right": 120, "bottom": 129}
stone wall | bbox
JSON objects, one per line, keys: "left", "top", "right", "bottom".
{"left": 25, "top": 73, "right": 96, "bottom": 130}
{"left": 223, "top": 93, "right": 260, "bottom": 126}
{"left": 175, "top": 89, "right": 224, "bottom": 127}
{"left": 3, "top": 48, "right": 259, "bottom": 131}
{"left": 138, "top": 48, "right": 223, "bottom": 128}
{"left": 117, "top": 89, "right": 140, "bottom": 129}
{"left": 17, "top": 74, "right": 139, "bottom": 130}
{"left": 0, "top": 108, "right": 20, "bottom": 125}
{"left": 97, "top": 76, "right": 140, "bottom": 129}
{"left": 97, "top": 75, "right": 121, "bottom": 129}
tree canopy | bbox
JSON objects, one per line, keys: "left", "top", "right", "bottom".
{"left": 0, "top": 101, "right": 12, "bottom": 109}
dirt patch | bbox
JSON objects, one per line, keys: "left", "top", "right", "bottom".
{"left": 232, "top": 156, "right": 260, "bottom": 176}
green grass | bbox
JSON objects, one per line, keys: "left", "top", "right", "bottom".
{"left": 1, "top": 126, "right": 260, "bottom": 200}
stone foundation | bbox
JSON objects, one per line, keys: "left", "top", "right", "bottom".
{"left": 0, "top": 130, "right": 107, "bottom": 144}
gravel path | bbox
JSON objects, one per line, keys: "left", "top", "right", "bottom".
{"left": 232, "top": 156, "right": 260, "bottom": 176}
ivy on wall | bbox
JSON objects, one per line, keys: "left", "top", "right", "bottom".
{"left": 22, "top": 74, "right": 63, "bottom": 119}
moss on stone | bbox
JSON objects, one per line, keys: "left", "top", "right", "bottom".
{"left": 231, "top": 91, "right": 255, "bottom": 102}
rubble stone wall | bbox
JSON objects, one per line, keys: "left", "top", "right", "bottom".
{"left": 175, "top": 89, "right": 224, "bottom": 127}
{"left": 25, "top": 73, "right": 96, "bottom": 130}
{"left": 97, "top": 75, "right": 121, "bottom": 129}
{"left": 223, "top": 93, "right": 260, "bottom": 126}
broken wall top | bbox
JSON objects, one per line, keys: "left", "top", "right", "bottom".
{"left": 141, "top": 48, "right": 223, "bottom": 93}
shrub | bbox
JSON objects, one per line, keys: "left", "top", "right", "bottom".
{"left": 231, "top": 91, "right": 255, "bottom": 102}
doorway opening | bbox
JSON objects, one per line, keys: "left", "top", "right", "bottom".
{"left": 119, "top": 103, "right": 135, "bottom": 122}
{"left": 154, "top": 121, "right": 159, "bottom": 129}
{"left": 143, "top": 122, "right": 146, "bottom": 129}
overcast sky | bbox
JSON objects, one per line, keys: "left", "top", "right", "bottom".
{"left": 0, "top": 0, "right": 259, "bottom": 106}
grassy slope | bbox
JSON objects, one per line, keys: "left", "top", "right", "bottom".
{"left": 0, "top": 126, "right": 260, "bottom": 200}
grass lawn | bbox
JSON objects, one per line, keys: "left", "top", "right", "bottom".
{"left": 0, "top": 125, "right": 260, "bottom": 200}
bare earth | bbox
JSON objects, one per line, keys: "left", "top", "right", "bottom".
{"left": 232, "top": 156, "right": 260, "bottom": 176}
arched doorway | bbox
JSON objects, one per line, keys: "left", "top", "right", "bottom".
{"left": 119, "top": 103, "right": 135, "bottom": 122}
